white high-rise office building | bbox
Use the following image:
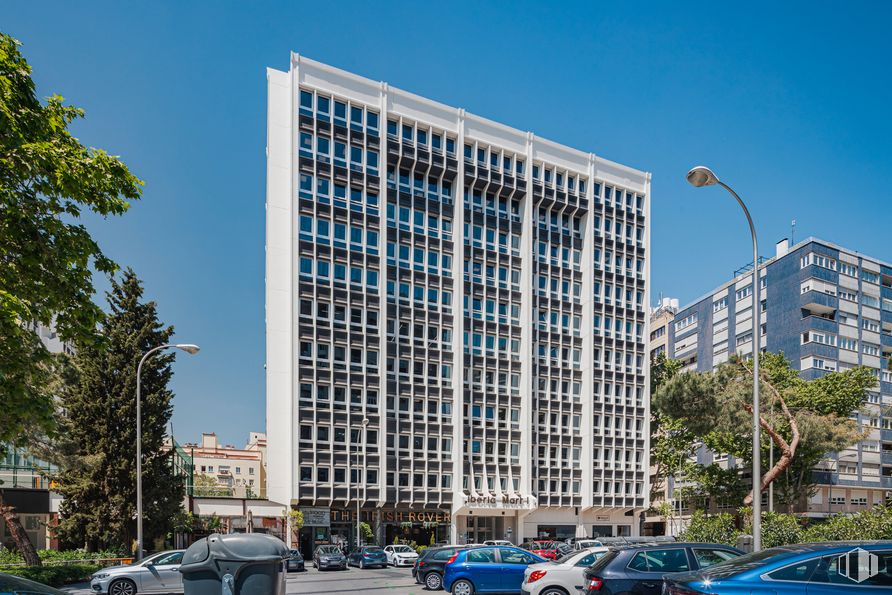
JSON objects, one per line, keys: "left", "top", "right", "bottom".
{"left": 266, "top": 53, "right": 651, "bottom": 553}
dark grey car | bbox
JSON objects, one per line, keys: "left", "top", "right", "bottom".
{"left": 313, "top": 545, "right": 347, "bottom": 570}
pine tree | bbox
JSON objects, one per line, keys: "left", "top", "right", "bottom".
{"left": 52, "top": 270, "right": 185, "bottom": 551}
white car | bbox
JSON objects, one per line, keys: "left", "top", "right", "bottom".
{"left": 571, "top": 539, "right": 602, "bottom": 550}
{"left": 521, "top": 546, "right": 609, "bottom": 595}
{"left": 90, "top": 550, "right": 184, "bottom": 595}
{"left": 483, "top": 540, "right": 513, "bottom": 546}
{"left": 383, "top": 544, "right": 419, "bottom": 567}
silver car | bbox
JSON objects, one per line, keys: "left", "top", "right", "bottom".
{"left": 90, "top": 550, "right": 185, "bottom": 594}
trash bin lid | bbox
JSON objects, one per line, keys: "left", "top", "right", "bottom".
{"left": 181, "top": 533, "right": 289, "bottom": 570}
{"left": 182, "top": 535, "right": 211, "bottom": 567}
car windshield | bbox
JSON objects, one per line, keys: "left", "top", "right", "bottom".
{"left": 393, "top": 545, "right": 413, "bottom": 553}
{"left": 363, "top": 547, "right": 383, "bottom": 553}
{"left": 555, "top": 551, "right": 582, "bottom": 564}
{"left": 289, "top": 550, "right": 303, "bottom": 559}
{"left": 318, "top": 546, "right": 340, "bottom": 554}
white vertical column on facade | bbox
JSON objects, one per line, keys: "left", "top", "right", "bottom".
{"left": 449, "top": 108, "right": 467, "bottom": 543}
{"left": 264, "top": 60, "right": 295, "bottom": 531}
{"left": 519, "top": 132, "right": 535, "bottom": 496}
{"left": 376, "top": 81, "right": 390, "bottom": 506}
{"left": 641, "top": 171, "right": 653, "bottom": 517}
{"left": 580, "top": 154, "right": 597, "bottom": 512}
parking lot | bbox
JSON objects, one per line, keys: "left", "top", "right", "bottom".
{"left": 62, "top": 565, "right": 425, "bottom": 595}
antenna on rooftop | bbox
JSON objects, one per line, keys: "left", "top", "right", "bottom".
{"left": 791, "top": 219, "right": 796, "bottom": 245}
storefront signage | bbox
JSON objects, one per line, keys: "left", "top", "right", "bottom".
{"left": 465, "top": 494, "right": 533, "bottom": 507}
{"left": 330, "top": 509, "right": 451, "bottom": 524}
{"left": 300, "top": 507, "right": 331, "bottom": 527}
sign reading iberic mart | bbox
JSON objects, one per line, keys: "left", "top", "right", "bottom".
{"left": 463, "top": 494, "right": 536, "bottom": 508}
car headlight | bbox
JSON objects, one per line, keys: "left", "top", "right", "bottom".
{"left": 93, "top": 573, "right": 110, "bottom": 579}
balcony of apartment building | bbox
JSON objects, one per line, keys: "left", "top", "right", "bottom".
{"left": 800, "top": 290, "right": 838, "bottom": 316}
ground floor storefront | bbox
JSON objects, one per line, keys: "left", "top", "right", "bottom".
{"left": 294, "top": 505, "right": 452, "bottom": 559}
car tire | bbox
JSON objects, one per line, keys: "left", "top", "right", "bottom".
{"left": 109, "top": 578, "right": 137, "bottom": 595}
{"left": 451, "top": 579, "right": 474, "bottom": 595}
{"left": 359, "top": 558, "right": 365, "bottom": 569}
{"left": 424, "top": 571, "right": 443, "bottom": 590}
{"left": 541, "top": 588, "right": 570, "bottom": 595}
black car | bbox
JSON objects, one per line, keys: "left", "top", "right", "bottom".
{"left": 581, "top": 542, "right": 743, "bottom": 595}
{"left": 413, "top": 545, "right": 469, "bottom": 590}
{"left": 313, "top": 544, "right": 348, "bottom": 570}
{"left": 0, "top": 572, "right": 66, "bottom": 595}
{"left": 286, "top": 549, "right": 306, "bottom": 572}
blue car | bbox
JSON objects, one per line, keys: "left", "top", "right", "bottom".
{"left": 444, "top": 545, "right": 546, "bottom": 594}
{"left": 347, "top": 545, "right": 388, "bottom": 569}
{"left": 663, "top": 541, "right": 892, "bottom": 594}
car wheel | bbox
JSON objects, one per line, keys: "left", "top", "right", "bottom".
{"left": 424, "top": 571, "right": 443, "bottom": 590}
{"left": 109, "top": 579, "right": 137, "bottom": 595}
{"left": 451, "top": 579, "right": 474, "bottom": 595}
{"left": 359, "top": 558, "right": 365, "bottom": 569}
{"left": 541, "top": 588, "right": 570, "bottom": 595}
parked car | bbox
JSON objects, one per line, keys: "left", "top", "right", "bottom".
{"left": 571, "top": 539, "right": 603, "bottom": 550}
{"left": 484, "top": 540, "right": 514, "bottom": 546}
{"left": 520, "top": 541, "right": 570, "bottom": 560}
{"left": 0, "top": 572, "right": 66, "bottom": 595}
{"left": 313, "top": 544, "right": 347, "bottom": 570}
{"left": 90, "top": 550, "right": 184, "bottom": 595}
{"left": 581, "top": 542, "right": 743, "bottom": 595}
{"left": 663, "top": 541, "right": 892, "bottom": 594}
{"left": 286, "top": 549, "right": 305, "bottom": 572}
{"left": 348, "top": 545, "right": 388, "bottom": 569}
{"left": 414, "top": 545, "right": 470, "bottom": 591}
{"left": 522, "top": 546, "right": 609, "bottom": 595}
{"left": 444, "top": 545, "right": 546, "bottom": 594}
{"left": 384, "top": 544, "right": 419, "bottom": 567}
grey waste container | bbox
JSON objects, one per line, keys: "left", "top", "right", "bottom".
{"left": 180, "top": 533, "right": 289, "bottom": 595}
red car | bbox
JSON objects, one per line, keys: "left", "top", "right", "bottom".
{"left": 519, "top": 540, "right": 567, "bottom": 560}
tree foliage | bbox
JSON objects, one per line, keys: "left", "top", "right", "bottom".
{"left": 654, "top": 352, "right": 873, "bottom": 507}
{"left": 50, "top": 271, "right": 184, "bottom": 551}
{"left": 679, "top": 511, "right": 739, "bottom": 546}
{"left": 0, "top": 33, "right": 142, "bottom": 446}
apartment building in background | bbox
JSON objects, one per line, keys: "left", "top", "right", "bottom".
{"left": 649, "top": 297, "right": 678, "bottom": 361}
{"left": 179, "top": 432, "right": 266, "bottom": 498}
{"left": 668, "top": 237, "right": 892, "bottom": 518}
{"left": 266, "top": 54, "right": 651, "bottom": 556}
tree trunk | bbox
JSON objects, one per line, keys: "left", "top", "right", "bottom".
{"left": 0, "top": 490, "right": 42, "bottom": 566}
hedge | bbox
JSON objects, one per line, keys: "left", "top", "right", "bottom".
{"left": 0, "top": 563, "right": 101, "bottom": 587}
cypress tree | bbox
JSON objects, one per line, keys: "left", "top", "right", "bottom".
{"left": 53, "top": 269, "right": 185, "bottom": 551}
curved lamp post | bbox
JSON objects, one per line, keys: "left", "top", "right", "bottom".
{"left": 686, "top": 166, "right": 762, "bottom": 551}
{"left": 136, "top": 343, "right": 200, "bottom": 560}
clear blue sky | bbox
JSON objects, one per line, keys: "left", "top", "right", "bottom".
{"left": 6, "top": 1, "right": 891, "bottom": 446}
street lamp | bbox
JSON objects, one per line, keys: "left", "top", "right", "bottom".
{"left": 686, "top": 166, "right": 763, "bottom": 551}
{"left": 353, "top": 417, "right": 369, "bottom": 548}
{"left": 136, "top": 343, "right": 200, "bottom": 560}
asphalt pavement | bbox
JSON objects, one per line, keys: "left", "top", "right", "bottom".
{"left": 62, "top": 565, "right": 427, "bottom": 594}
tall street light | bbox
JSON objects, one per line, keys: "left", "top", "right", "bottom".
{"left": 353, "top": 417, "right": 369, "bottom": 548}
{"left": 136, "top": 343, "right": 200, "bottom": 560}
{"left": 686, "top": 166, "right": 762, "bottom": 551}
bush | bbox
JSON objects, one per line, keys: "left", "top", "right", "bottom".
{"left": 0, "top": 563, "right": 101, "bottom": 586}
{"left": 803, "top": 504, "right": 892, "bottom": 542}
{"left": 0, "top": 548, "right": 125, "bottom": 566}
{"left": 415, "top": 545, "right": 428, "bottom": 555}
{"left": 679, "top": 511, "right": 741, "bottom": 546}
{"left": 756, "top": 512, "right": 803, "bottom": 548}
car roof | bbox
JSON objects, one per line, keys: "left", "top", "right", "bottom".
{"left": 609, "top": 542, "right": 742, "bottom": 551}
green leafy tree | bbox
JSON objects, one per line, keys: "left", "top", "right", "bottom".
{"left": 649, "top": 354, "right": 695, "bottom": 503}
{"left": 192, "top": 473, "right": 228, "bottom": 497}
{"left": 0, "top": 33, "right": 142, "bottom": 446}
{"left": 1, "top": 33, "right": 141, "bottom": 564}
{"left": 655, "top": 352, "right": 873, "bottom": 508}
{"left": 286, "top": 508, "right": 304, "bottom": 544}
{"left": 51, "top": 271, "right": 184, "bottom": 550}
{"left": 360, "top": 521, "right": 374, "bottom": 544}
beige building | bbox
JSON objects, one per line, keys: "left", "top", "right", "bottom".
{"left": 649, "top": 298, "right": 678, "bottom": 361}
{"left": 181, "top": 433, "right": 266, "bottom": 499}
